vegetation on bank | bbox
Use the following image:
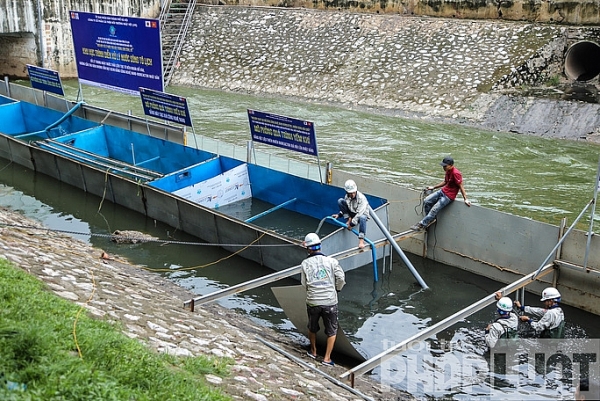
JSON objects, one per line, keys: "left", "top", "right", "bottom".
{"left": 0, "top": 259, "right": 231, "bottom": 401}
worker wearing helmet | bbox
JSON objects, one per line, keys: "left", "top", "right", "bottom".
{"left": 332, "top": 179, "right": 370, "bottom": 249}
{"left": 301, "top": 233, "right": 346, "bottom": 366}
{"left": 485, "top": 292, "right": 518, "bottom": 348}
{"left": 514, "top": 287, "right": 565, "bottom": 338}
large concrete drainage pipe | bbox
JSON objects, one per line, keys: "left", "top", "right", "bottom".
{"left": 564, "top": 41, "right": 600, "bottom": 81}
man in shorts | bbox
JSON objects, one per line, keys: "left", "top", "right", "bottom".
{"left": 301, "top": 233, "right": 346, "bottom": 366}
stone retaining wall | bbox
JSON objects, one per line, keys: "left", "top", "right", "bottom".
{"left": 204, "top": 0, "right": 600, "bottom": 25}
{"left": 2, "top": 3, "right": 600, "bottom": 139}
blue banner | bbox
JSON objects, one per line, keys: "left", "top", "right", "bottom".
{"left": 69, "top": 11, "right": 163, "bottom": 95}
{"left": 247, "top": 110, "right": 318, "bottom": 156}
{"left": 139, "top": 88, "right": 192, "bottom": 126}
{"left": 26, "top": 65, "right": 65, "bottom": 96}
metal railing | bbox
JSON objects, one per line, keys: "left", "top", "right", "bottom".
{"left": 183, "top": 229, "right": 425, "bottom": 310}
{"left": 339, "top": 263, "right": 557, "bottom": 386}
{"left": 159, "top": 0, "right": 198, "bottom": 87}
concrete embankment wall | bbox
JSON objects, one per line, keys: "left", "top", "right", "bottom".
{"left": 0, "top": 0, "right": 161, "bottom": 78}
{"left": 2, "top": 3, "right": 600, "bottom": 138}
{"left": 220, "top": 0, "right": 600, "bottom": 25}
{"left": 172, "top": 6, "right": 600, "bottom": 139}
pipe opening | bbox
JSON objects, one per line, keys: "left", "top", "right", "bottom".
{"left": 564, "top": 41, "right": 600, "bottom": 82}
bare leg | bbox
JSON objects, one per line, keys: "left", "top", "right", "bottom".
{"left": 358, "top": 238, "right": 365, "bottom": 248}
{"left": 323, "top": 335, "right": 336, "bottom": 363}
{"left": 308, "top": 331, "right": 317, "bottom": 357}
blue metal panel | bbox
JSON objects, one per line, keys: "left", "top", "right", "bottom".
{"left": 0, "top": 95, "right": 16, "bottom": 105}
{"left": 248, "top": 163, "right": 387, "bottom": 220}
{"left": 0, "top": 103, "right": 28, "bottom": 134}
{"left": 20, "top": 102, "right": 98, "bottom": 136}
{"left": 55, "top": 127, "right": 110, "bottom": 157}
{"left": 150, "top": 157, "right": 223, "bottom": 192}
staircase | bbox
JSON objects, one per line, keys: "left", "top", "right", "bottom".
{"left": 159, "top": 0, "right": 197, "bottom": 87}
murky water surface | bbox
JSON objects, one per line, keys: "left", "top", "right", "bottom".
{"left": 4, "top": 81, "right": 600, "bottom": 399}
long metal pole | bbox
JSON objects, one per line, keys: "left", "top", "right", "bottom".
{"left": 368, "top": 206, "right": 428, "bottom": 289}
{"left": 583, "top": 156, "right": 600, "bottom": 269}
{"left": 183, "top": 231, "right": 416, "bottom": 308}
{"left": 340, "top": 263, "right": 555, "bottom": 381}
{"left": 532, "top": 199, "right": 593, "bottom": 280}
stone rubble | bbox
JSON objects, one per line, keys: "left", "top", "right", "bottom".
{"left": 0, "top": 206, "right": 414, "bottom": 401}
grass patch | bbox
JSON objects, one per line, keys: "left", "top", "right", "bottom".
{"left": 545, "top": 75, "right": 561, "bottom": 87}
{"left": 0, "top": 259, "right": 232, "bottom": 400}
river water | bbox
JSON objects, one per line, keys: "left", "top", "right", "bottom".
{"left": 4, "top": 80, "right": 600, "bottom": 399}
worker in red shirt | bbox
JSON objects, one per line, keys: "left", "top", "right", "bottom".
{"left": 411, "top": 156, "right": 471, "bottom": 231}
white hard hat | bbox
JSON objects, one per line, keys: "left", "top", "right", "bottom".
{"left": 540, "top": 287, "right": 561, "bottom": 301}
{"left": 496, "top": 297, "right": 513, "bottom": 312}
{"left": 344, "top": 179, "right": 357, "bottom": 193}
{"left": 304, "top": 233, "right": 321, "bottom": 248}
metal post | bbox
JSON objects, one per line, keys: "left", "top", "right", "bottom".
{"left": 4, "top": 76, "right": 11, "bottom": 97}
{"left": 584, "top": 156, "right": 600, "bottom": 269}
{"left": 246, "top": 140, "right": 253, "bottom": 163}
{"left": 368, "top": 206, "right": 428, "bottom": 289}
{"left": 532, "top": 199, "right": 593, "bottom": 280}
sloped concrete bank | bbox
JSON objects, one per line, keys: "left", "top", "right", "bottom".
{"left": 172, "top": 6, "right": 600, "bottom": 142}
{"left": 0, "top": 206, "right": 413, "bottom": 400}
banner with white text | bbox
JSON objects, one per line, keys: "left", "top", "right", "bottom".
{"left": 26, "top": 65, "right": 65, "bottom": 96}
{"left": 69, "top": 11, "right": 163, "bottom": 95}
{"left": 247, "top": 109, "right": 318, "bottom": 156}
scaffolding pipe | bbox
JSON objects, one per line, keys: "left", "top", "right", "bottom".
{"left": 183, "top": 230, "right": 425, "bottom": 308}
{"left": 340, "top": 262, "right": 556, "bottom": 382}
{"left": 368, "top": 205, "right": 428, "bottom": 289}
{"left": 532, "top": 199, "right": 593, "bottom": 280}
{"left": 245, "top": 198, "right": 297, "bottom": 223}
{"left": 584, "top": 156, "right": 600, "bottom": 269}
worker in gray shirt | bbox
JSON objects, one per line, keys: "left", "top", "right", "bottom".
{"left": 301, "top": 233, "right": 346, "bottom": 366}
{"left": 485, "top": 293, "right": 518, "bottom": 348}
{"left": 514, "top": 287, "right": 565, "bottom": 338}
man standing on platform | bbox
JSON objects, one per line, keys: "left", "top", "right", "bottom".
{"left": 301, "top": 233, "right": 346, "bottom": 366}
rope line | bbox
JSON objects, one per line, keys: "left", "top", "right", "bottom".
{"left": 144, "top": 232, "right": 268, "bottom": 272}
{"left": 0, "top": 222, "right": 297, "bottom": 247}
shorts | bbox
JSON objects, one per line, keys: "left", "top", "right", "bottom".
{"left": 306, "top": 304, "right": 339, "bottom": 337}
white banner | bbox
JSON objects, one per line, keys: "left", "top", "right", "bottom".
{"left": 173, "top": 164, "right": 251, "bottom": 209}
